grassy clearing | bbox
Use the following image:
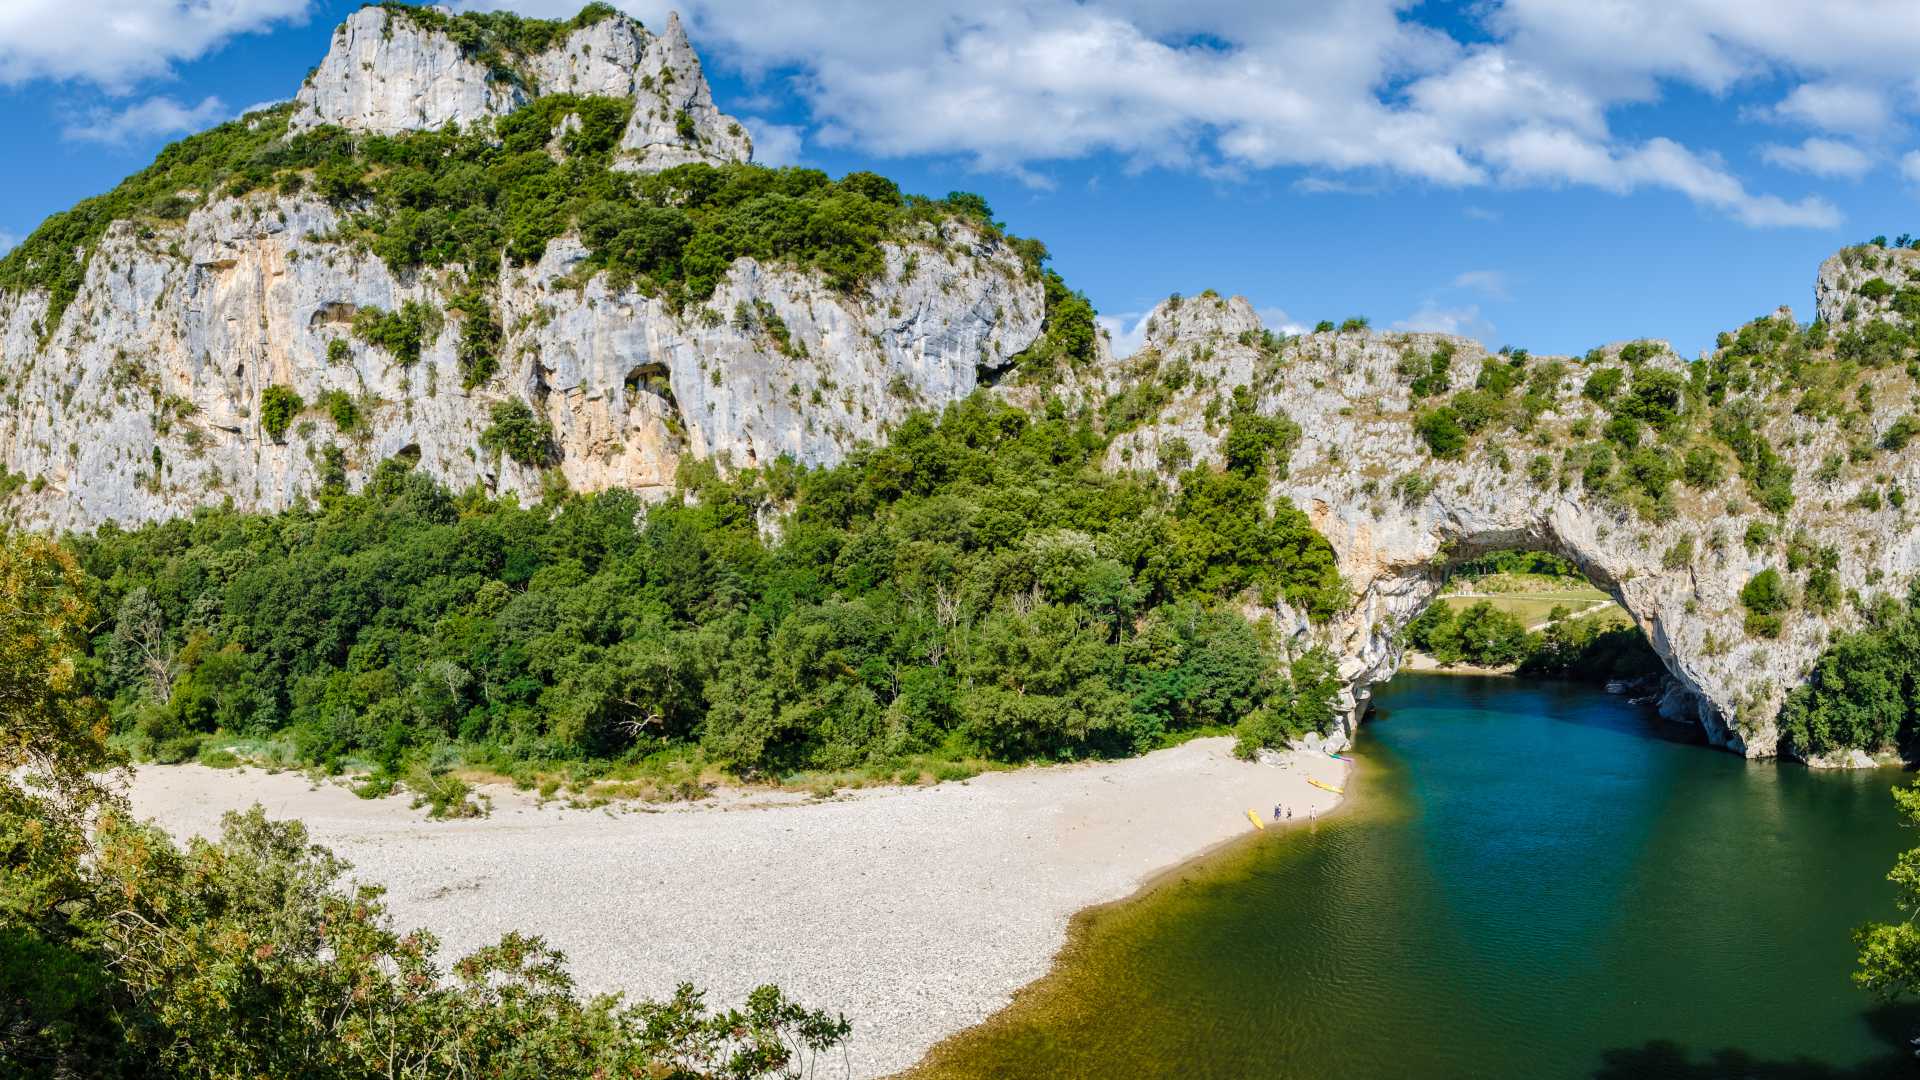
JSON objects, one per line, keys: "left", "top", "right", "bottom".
{"left": 1437, "top": 593, "right": 1624, "bottom": 628}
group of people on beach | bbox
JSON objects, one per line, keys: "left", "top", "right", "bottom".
{"left": 1272, "top": 804, "right": 1315, "bottom": 821}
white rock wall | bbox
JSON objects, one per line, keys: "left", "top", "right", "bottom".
{"left": 1105, "top": 292, "right": 1920, "bottom": 764}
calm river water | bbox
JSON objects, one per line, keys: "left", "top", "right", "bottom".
{"left": 914, "top": 674, "right": 1919, "bottom": 1079}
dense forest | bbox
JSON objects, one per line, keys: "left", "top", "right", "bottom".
{"left": 70, "top": 394, "right": 1347, "bottom": 803}
{"left": 0, "top": 534, "right": 850, "bottom": 1077}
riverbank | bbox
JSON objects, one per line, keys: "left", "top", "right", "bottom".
{"left": 123, "top": 738, "right": 1351, "bottom": 1079}
{"left": 1400, "top": 649, "right": 1516, "bottom": 676}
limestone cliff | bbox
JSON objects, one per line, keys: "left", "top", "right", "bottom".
{"left": 1101, "top": 284, "right": 1920, "bottom": 766}
{"left": 0, "top": 6, "right": 1042, "bottom": 531}
{"left": 291, "top": 5, "right": 752, "bottom": 170}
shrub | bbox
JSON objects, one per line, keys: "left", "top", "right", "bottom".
{"left": 1740, "top": 568, "right": 1790, "bottom": 623}
{"left": 1884, "top": 415, "right": 1920, "bottom": 451}
{"left": 318, "top": 389, "right": 359, "bottom": 432}
{"left": 480, "top": 399, "right": 555, "bottom": 466}
{"left": 1415, "top": 407, "right": 1467, "bottom": 459}
{"left": 259, "top": 385, "right": 302, "bottom": 443}
{"left": 1681, "top": 444, "right": 1725, "bottom": 489}
{"left": 1582, "top": 367, "right": 1625, "bottom": 403}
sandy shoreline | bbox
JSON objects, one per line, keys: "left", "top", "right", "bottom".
{"left": 123, "top": 738, "right": 1350, "bottom": 1078}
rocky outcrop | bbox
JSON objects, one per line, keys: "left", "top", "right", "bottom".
{"left": 0, "top": 194, "right": 1039, "bottom": 531}
{"left": 0, "top": 6, "right": 1037, "bottom": 531}
{"left": 1104, "top": 291, "right": 1920, "bottom": 765}
{"left": 1815, "top": 243, "right": 1920, "bottom": 328}
{"left": 291, "top": 6, "right": 751, "bottom": 170}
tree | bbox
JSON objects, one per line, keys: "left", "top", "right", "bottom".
{"left": 0, "top": 532, "right": 852, "bottom": 1078}
{"left": 1856, "top": 784, "right": 1920, "bottom": 1001}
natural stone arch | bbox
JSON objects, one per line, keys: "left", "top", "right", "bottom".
{"left": 1098, "top": 284, "right": 1916, "bottom": 765}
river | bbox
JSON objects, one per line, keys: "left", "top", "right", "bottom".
{"left": 912, "top": 674, "right": 1919, "bottom": 1078}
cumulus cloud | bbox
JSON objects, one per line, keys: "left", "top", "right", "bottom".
{"left": 63, "top": 95, "right": 228, "bottom": 147}
{"left": 0, "top": 0, "right": 311, "bottom": 89}
{"left": 1759, "top": 82, "right": 1892, "bottom": 135}
{"left": 1901, "top": 151, "right": 1920, "bottom": 185}
{"left": 0, "top": 231, "right": 18, "bottom": 255}
{"left": 1096, "top": 310, "right": 1153, "bottom": 358}
{"left": 251, "top": 0, "right": 1920, "bottom": 229}
{"left": 742, "top": 118, "right": 804, "bottom": 166}
{"left": 1254, "top": 306, "right": 1306, "bottom": 336}
{"left": 1760, "top": 137, "right": 1873, "bottom": 178}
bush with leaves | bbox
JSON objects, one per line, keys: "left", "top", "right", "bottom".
{"left": 481, "top": 398, "right": 556, "bottom": 466}
{"left": 0, "top": 534, "right": 849, "bottom": 1079}
{"left": 259, "top": 385, "right": 303, "bottom": 443}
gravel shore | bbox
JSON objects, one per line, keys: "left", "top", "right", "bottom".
{"left": 125, "top": 738, "right": 1351, "bottom": 1078}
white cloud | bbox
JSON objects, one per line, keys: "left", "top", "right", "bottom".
{"left": 328, "top": 0, "right": 1920, "bottom": 229}
{"left": 1760, "top": 137, "right": 1873, "bottom": 179}
{"left": 742, "top": 118, "right": 804, "bottom": 166}
{"left": 63, "top": 95, "right": 228, "bottom": 147}
{"left": 0, "top": 0, "right": 311, "bottom": 89}
{"left": 1254, "top": 306, "right": 1306, "bottom": 336}
{"left": 1464, "top": 206, "right": 1501, "bottom": 221}
{"left": 0, "top": 231, "right": 18, "bottom": 255}
{"left": 1760, "top": 82, "right": 1892, "bottom": 135}
{"left": 1393, "top": 302, "right": 1494, "bottom": 341}
{"left": 1451, "top": 270, "right": 1510, "bottom": 300}
{"left": 1901, "top": 150, "right": 1920, "bottom": 185}
{"left": 1096, "top": 310, "right": 1153, "bottom": 358}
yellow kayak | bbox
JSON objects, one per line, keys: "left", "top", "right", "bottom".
{"left": 1308, "top": 779, "right": 1345, "bottom": 795}
{"left": 1245, "top": 808, "right": 1266, "bottom": 829}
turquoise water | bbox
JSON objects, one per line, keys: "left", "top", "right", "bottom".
{"left": 915, "top": 675, "right": 1919, "bottom": 1078}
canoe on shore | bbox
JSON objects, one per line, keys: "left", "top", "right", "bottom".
{"left": 1308, "top": 779, "right": 1344, "bottom": 795}
{"left": 1246, "top": 808, "right": 1266, "bottom": 829}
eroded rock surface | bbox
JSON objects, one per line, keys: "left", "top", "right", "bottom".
{"left": 290, "top": 6, "right": 751, "bottom": 170}
{"left": 1101, "top": 290, "right": 1920, "bottom": 764}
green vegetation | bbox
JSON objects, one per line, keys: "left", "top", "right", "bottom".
{"left": 353, "top": 301, "right": 439, "bottom": 367}
{"left": 258, "top": 385, "right": 303, "bottom": 443}
{"left": 1740, "top": 568, "right": 1790, "bottom": 639}
{"left": 1407, "top": 601, "right": 1530, "bottom": 667}
{"left": 0, "top": 90, "right": 1024, "bottom": 339}
{"left": 1856, "top": 781, "right": 1920, "bottom": 1001}
{"left": 69, "top": 395, "right": 1346, "bottom": 788}
{"left": 1407, "top": 599, "right": 1659, "bottom": 681}
{"left": 377, "top": 2, "right": 623, "bottom": 85}
{"left": 1780, "top": 589, "right": 1920, "bottom": 756}
{"left": 480, "top": 398, "right": 556, "bottom": 466}
{"left": 0, "top": 533, "right": 847, "bottom": 1078}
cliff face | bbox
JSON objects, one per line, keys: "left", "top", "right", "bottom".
{"left": 0, "top": 6, "right": 1042, "bottom": 532}
{"left": 1102, "top": 287, "right": 1920, "bottom": 765}
{"left": 290, "top": 6, "right": 752, "bottom": 170}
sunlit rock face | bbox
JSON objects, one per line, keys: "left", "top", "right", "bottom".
{"left": 289, "top": 6, "right": 752, "bottom": 170}
{"left": 0, "top": 7, "right": 1043, "bottom": 534}
{"left": 1100, "top": 287, "right": 1920, "bottom": 766}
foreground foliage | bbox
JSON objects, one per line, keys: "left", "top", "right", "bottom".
{"left": 0, "top": 534, "right": 849, "bottom": 1079}
{"left": 1855, "top": 783, "right": 1920, "bottom": 1003}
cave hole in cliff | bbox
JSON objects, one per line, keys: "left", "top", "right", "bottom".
{"left": 624, "top": 363, "right": 677, "bottom": 411}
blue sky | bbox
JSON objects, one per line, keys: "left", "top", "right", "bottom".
{"left": 3, "top": 0, "right": 1918, "bottom": 358}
